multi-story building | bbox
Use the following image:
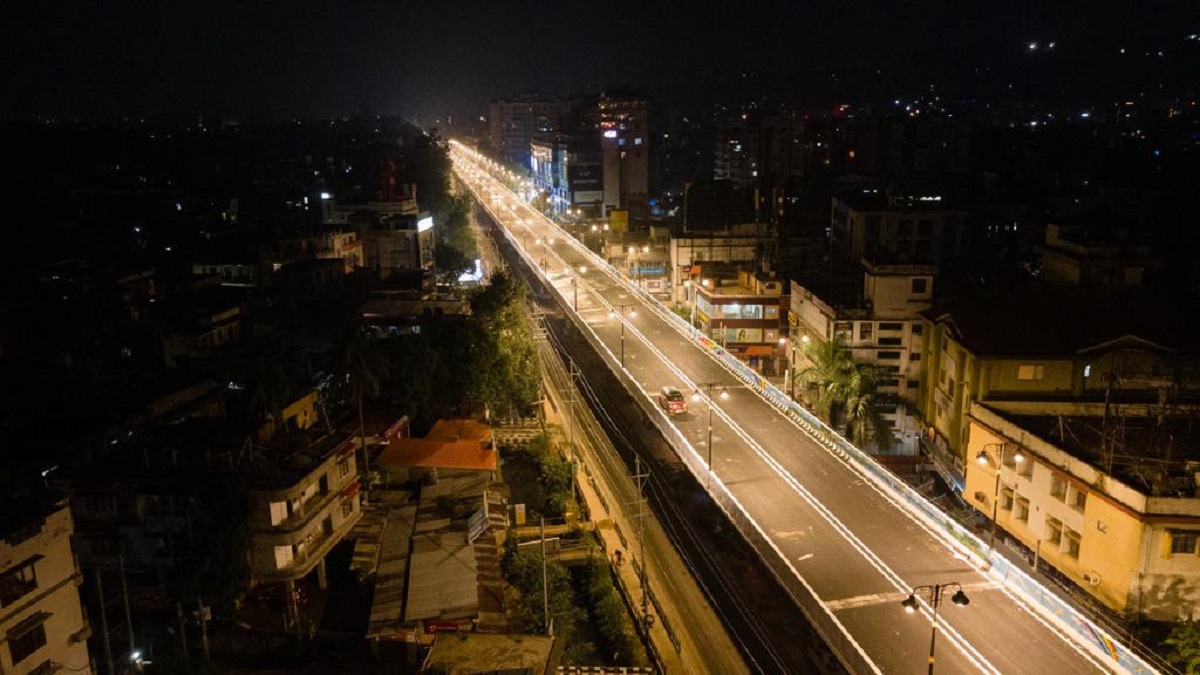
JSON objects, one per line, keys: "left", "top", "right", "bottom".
{"left": 488, "top": 97, "right": 574, "bottom": 167}
{"left": 1036, "top": 222, "right": 1162, "bottom": 288}
{"left": 360, "top": 213, "right": 436, "bottom": 278}
{"left": 276, "top": 229, "right": 364, "bottom": 274}
{"left": 598, "top": 92, "right": 652, "bottom": 222}
{"left": 670, "top": 223, "right": 776, "bottom": 303}
{"left": 693, "top": 269, "right": 788, "bottom": 375}
{"left": 1, "top": 495, "right": 91, "bottom": 675}
{"left": 917, "top": 288, "right": 1200, "bottom": 492}
{"left": 789, "top": 258, "right": 937, "bottom": 452}
{"left": 831, "top": 187, "right": 969, "bottom": 265}
{"left": 247, "top": 434, "right": 362, "bottom": 597}
{"left": 964, "top": 404, "right": 1200, "bottom": 621}
{"left": 159, "top": 286, "right": 245, "bottom": 368}
{"left": 530, "top": 135, "right": 569, "bottom": 215}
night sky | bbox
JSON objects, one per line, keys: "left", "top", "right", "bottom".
{"left": 5, "top": 0, "right": 1197, "bottom": 122}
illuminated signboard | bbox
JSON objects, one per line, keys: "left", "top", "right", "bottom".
{"left": 417, "top": 217, "right": 434, "bottom": 233}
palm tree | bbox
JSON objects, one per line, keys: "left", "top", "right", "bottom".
{"left": 795, "top": 337, "right": 856, "bottom": 419}
{"left": 841, "top": 364, "right": 897, "bottom": 451}
{"left": 795, "top": 337, "right": 895, "bottom": 451}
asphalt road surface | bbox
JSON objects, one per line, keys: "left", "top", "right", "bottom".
{"left": 452, "top": 149, "right": 1114, "bottom": 675}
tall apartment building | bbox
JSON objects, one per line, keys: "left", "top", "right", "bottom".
{"left": 488, "top": 98, "right": 573, "bottom": 167}
{"left": 598, "top": 92, "right": 651, "bottom": 222}
{"left": 1, "top": 495, "right": 92, "bottom": 675}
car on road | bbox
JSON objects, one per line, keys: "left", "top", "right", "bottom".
{"left": 658, "top": 386, "right": 688, "bottom": 415}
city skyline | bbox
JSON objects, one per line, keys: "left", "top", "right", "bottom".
{"left": 5, "top": 0, "right": 1198, "bottom": 123}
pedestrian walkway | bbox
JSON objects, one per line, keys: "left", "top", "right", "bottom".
{"left": 541, "top": 382, "right": 748, "bottom": 674}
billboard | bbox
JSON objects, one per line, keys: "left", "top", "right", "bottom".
{"left": 568, "top": 163, "right": 602, "bottom": 190}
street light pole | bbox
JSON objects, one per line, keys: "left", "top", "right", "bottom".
{"left": 976, "top": 442, "right": 1024, "bottom": 562}
{"left": 611, "top": 304, "right": 636, "bottom": 367}
{"left": 901, "top": 582, "right": 970, "bottom": 675}
{"left": 692, "top": 383, "right": 729, "bottom": 471}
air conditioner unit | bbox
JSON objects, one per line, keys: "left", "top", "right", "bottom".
{"left": 1083, "top": 571, "right": 1102, "bottom": 587}
{"left": 973, "top": 491, "right": 987, "bottom": 503}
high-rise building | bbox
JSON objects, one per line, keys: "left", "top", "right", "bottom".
{"left": 487, "top": 97, "right": 573, "bottom": 167}
{"left": 598, "top": 92, "right": 652, "bottom": 223}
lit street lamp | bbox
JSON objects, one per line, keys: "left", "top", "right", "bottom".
{"left": 901, "top": 582, "right": 970, "bottom": 674}
{"left": 976, "top": 442, "right": 1024, "bottom": 562}
{"left": 692, "top": 383, "right": 730, "bottom": 471}
{"left": 610, "top": 304, "right": 636, "bottom": 366}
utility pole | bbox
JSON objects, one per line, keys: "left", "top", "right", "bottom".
{"left": 119, "top": 553, "right": 136, "bottom": 662}
{"left": 94, "top": 569, "right": 115, "bottom": 675}
{"left": 634, "top": 457, "right": 651, "bottom": 620}
{"left": 198, "top": 595, "right": 210, "bottom": 662}
{"left": 540, "top": 516, "right": 552, "bottom": 636}
{"left": 567, "top": 359, "right": 578, "bottom": 499}
{"left": 176, "top": 602, "right": 190, "bottom": 662}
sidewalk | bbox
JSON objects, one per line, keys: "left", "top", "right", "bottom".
{"left": 541, "top": 379, "right": 749, "bottom": 674}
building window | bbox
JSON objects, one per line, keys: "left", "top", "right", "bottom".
{"left": 908, "top": 379, "right": 921, "bottom": 390}
{"left": 910, "top": 352, "right": 921, "bottom": 361}
{"left": 898, "top": 219, "right": 913, "bottom": 236}
{"left": 1000, "top": 487, "right": 1015, "bottom": 510}
{"left": 1070, "top": 488, "right": 1088, "bottom": 511}
{"left": 878, "top": 337, "right": 902, "bottom": 346}
{"left": 1050, "top": 475, "right": 1068, "bottom": 501}
{"left": 270, "top": 501, "right": 289, "bottom": 526}
{"left": 1017, "top": 457, "right": 1034, "bottom": 477}
{"left": 1171, "top": 532, "right": 1198, "bottom": 554}
{"left": 878, "top": 351, "right": 901, "bottom": 360}
{"left": 911, "top": 324, "right": 923, "bottom": 335}
{"left": 859, "top": 323, "right": 873, "bottom": 341}
{"left": 1064, "top": 529, "right": 1081, "bottom": 559}
{"left": 1015, "top": 497, "right": 1030, "bottom": 522}
{"left": 274, "top": 545, "right": 295, "bottom": 570}
{"left": 879, "top": 323, "right": 904, "bottom": 331}
{"left": 337, "top": 457, "right": 351, "bottom": 478}
{"left": 0, "top": 560, "right": 39, "bottom": 607}
{"left": 341, "top": 498, "right": 355, "bottom": 518}
{"left": 9, "top": 621, "right": 48, "bottom": 664}
{"left": 1017, "top": 364, "right": 1046, "bottom": 381}
{"left": 912, "top": 278, "right": 928, "bottom": 294}
{"left": 1046, "top": 517, "right": 1064, "bottom": 546}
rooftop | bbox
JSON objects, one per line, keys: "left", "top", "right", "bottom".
{"left": 923, "top": 288, "right": 1200, "bottom": 357}
{"left": 1005, "top": 412, "right": 1200, "bottom": 496}
{"left": 423, "top": 632, "right": 561, "bottom": 675}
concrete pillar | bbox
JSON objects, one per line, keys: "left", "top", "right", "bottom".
{"left": 317, "top": 557, "right": 328, "bottom": 590}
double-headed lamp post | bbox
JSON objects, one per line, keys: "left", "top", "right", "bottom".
{"left": 692, "top": 383, "right": 730, "bottom": 471}
{"left": 610, "top": 304, "right": 636, "bottom": 366}
{"left": 901, "top": 582, "right": 970, "bottom": 674}
{"left": 976, "top": 442, "right": 1024, "bottom": 561}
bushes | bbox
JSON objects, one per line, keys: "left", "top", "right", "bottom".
{"left": 579, "top": 561, "right": 641, "bottom": 664}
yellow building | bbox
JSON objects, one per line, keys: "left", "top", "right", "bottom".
{"left": 965, "top": 404, "right": 1200, "bottom": 621}
{"left": 1, "top": 495, "right": 92, "bottom": 675}
{"left": 917, "top": 288, "right": 1199, "bottom": 491}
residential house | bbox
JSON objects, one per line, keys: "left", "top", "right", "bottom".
{"left": 1, "top": 494, "right": 91, "bottom": 675}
